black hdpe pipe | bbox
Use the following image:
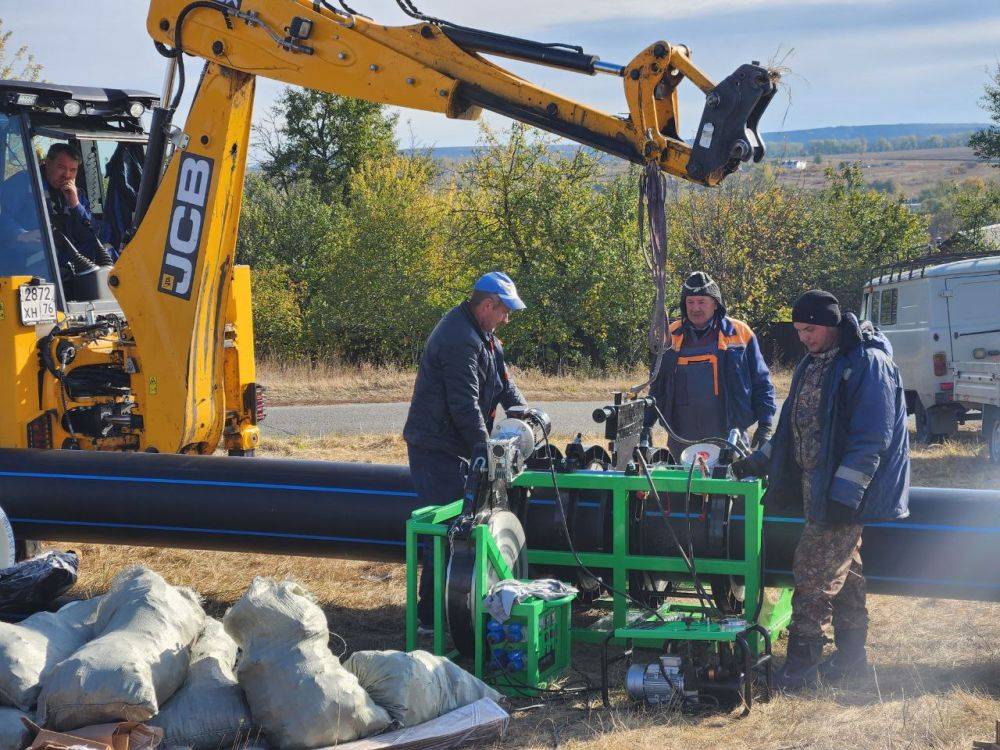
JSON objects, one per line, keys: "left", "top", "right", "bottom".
{"left": 1, "top": 449, "right": 998, "bottom": 601}
{"left": 0, "top": 448, "right": 418, "bottom": 561}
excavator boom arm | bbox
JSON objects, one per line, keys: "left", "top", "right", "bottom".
{"left": 110, "top": 0, "right": 777, "bottom": 453}
{"left": 146, "top": 0, "right": 777, "bottom": 185}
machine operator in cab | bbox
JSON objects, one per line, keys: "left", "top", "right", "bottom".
{"left": 0, "top": 142, "right": 109, "bottom": 279}
{"left": 643, "top": 271, "right": 776, "bottom": 459}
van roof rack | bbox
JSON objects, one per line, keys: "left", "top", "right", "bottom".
{"left": 868, "top": 247, "right": 997, "bottom": 285}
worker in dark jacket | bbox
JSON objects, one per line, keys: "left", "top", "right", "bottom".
{"left": 735, "top": 289, "right": 910, "bottom": 690}
{"left": 403, "top": 271, "right": 527, "bottom": 630}
{"left": 644, "top": 271, "right": 776, "bottom": 457}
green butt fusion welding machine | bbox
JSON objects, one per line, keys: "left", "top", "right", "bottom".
{"left": 405, "top": 396, "right": 792, "bottom": 712}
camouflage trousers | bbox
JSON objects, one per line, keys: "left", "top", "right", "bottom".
{"left": 789, "top": 520, "right": 867, "bottom": 642}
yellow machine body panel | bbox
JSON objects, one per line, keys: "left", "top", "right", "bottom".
{"left": 222, "top": 264, "right": 260, "bottom": 454}
{"left": 0, "top": 276, "right": 43, "bottom": 449}
{"left": 112, "top": 65, "right": 255, "bottom": 454}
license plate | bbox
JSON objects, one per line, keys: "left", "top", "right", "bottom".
{"left": 18, "top": 283, "right": 57, "bottom": 325}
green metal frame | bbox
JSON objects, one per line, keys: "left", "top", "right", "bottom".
{"left": 511, "top": 468, "right": 792, "bottom": 653}
{"left": 405, "top": 499, "right": 573, "bottom": 695}
{"left": 405, "top": 466, "right": 793, "bottom": 689}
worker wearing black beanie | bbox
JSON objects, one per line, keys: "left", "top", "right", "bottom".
{"left": 733, "top": 286, "right": 910, "bottom": 691}
{"left": 792, "top": 289, "right": 842, "bottom": 328}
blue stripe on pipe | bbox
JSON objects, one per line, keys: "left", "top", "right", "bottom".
{"left": 765, "top": 568, "right": 1000, "bottom": 590}
{"left": 0, "top": 471, "right": 419, "bottom": 498}
{"left": 749, "top": 515, "right": 1000, "bottom": 535}
{"left": 9, "top": 517, "right": 405, "bottom": 546}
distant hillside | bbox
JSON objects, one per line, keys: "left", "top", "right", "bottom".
{"left": 407, "top": 123, "right": 989, "bottom": 162}
{"left": 762, "top": 123, "right": 987, "bottom": 144}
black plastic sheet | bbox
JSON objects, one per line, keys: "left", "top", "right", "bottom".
{"left": 0, "top": 550, "right": 78, "bottom": 616}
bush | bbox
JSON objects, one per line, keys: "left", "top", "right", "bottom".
{"left": 250, "top": 265, "right": 304, "bottom": 361}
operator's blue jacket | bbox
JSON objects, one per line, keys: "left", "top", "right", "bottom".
{"left": 645, "top": 314, "right": 777, "bottom": 433}
{"left": 403, "top": 302, "right": 526, "bottom": 459}
{"left": 756, "top": 314, "right": 910, "bottom": 524}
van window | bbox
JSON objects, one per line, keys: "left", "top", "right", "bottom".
{"left": 871, "top": 289, "right": 881, "bottom": 326}
{"left": 879, "top": 287, "right": 898, "bottom": 325}
{"left": 861, "top": 291, "right": 871, "bottom": 322}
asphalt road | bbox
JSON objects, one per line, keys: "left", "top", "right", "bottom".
{"left": 263, "top": 399, "right": 788, "bottom": 438}
{"left": 263, "top": 401, "right": 610, "bottom": 438}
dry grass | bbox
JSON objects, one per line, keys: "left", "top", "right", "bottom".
{"left": 40, "top": 417, "right": 999, "bottom": 749}
{"left": 57, "top": 542, "right": 1000, "bottom": 750}
{"left": 257, "top": 422, "right": 998, "bottom": 491}
{"left": 910, "top": 427, "right": 999, "bottom": 490}
{"left": 259, "top": 361, "right": 795, "bottom": 406}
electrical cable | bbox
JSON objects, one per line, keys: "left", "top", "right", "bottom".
{"left": 650, "top": 403, "right": 749, "bottom": 459}
{"left": 541, "top": 433, "right": 667, "bottom": 624}
{"left": 634, "top": 451, "right": 716, "bottom": 620}
{"left": 494, "top": 664, "right": 598, "bottom": 699}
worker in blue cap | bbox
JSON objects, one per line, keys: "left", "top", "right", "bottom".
{"left": 403, "top": 272, "right": 528, "bottom": 632}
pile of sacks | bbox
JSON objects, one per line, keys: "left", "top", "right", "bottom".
{"left": 0, "top": 568, "right": 500, "bottom": 750}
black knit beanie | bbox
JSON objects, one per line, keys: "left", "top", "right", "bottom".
{"left": 792, "top": 289, "right": 842, "bottom": 327}
{"left": 680, "top": 271, "right": 726, "bottom": 319}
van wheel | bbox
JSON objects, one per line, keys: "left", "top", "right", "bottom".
{"left": 914, "top": 399, "right": 945, "bottom": 444}
{"left": 985, "top": 406, "right": 1000, "bottom": 464}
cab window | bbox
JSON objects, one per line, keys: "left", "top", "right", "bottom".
{"left": 0, "top": 114, "right": 55, "bottom": 281}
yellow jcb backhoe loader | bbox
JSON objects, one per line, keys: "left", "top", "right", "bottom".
{"left": 0, "top": 0, "right": 778, "bottom": 457}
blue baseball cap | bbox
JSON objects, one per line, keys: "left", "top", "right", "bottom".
{"left": 473, "top": 271, "right": 526, "bottom": 311}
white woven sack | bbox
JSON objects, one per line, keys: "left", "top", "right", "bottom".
{"left": 150, "top": 617, "right": 259, "bottom": 749}
{"left": 344, "top": 650, "right": 501, "bottom": 727}
{"left": 38, "top": 567, "right": 204, "bottom": 730}
{"left": 0, "top": 597, "right": 101, "bottom": 710}
{"left": 0, "top": 707, "right": 31, "bottom": 750}
{"left": 224, "top": 578, "right": 390, "bottom": 749}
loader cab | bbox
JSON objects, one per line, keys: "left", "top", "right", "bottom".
{"left": 0, "top": 80, "right": 156, "bottom": 317}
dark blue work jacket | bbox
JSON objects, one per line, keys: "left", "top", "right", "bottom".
{"left": 403, "top": 302, "right": 526, "bottom": 459}
{"left": 758, "top": 314, "right": 910, "bottom": 524}
{"left": 647, "top": 315, "right": 777, "bottom": 433}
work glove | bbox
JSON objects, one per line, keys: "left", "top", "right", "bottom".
{"left": 731, "top": 453, "right": 767, "bottom": 480}
{"left": 825, "top": 500, "right": 856, "bottom": 525}
{"left": 751, "top": 423, "right": 773, "bottom": 449}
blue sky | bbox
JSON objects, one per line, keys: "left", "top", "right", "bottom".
{"left": 2, "top": 0, "right": 997, "bottom": 148}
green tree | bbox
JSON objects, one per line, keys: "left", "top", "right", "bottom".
{"left": 670, "top": 170, "right": 811, "bottom": 327}
{"left": 236, "top": 172, "right": 346, "bottom": 327}
{"left": 249, "top": 265, "right": 305, "bottom": 361}
{"left": 449, "top": 124, "right": 650, "bottom": 371}
{"left": 797, "top": 165, "right": 927, "bottom": 312}
{"left": 306, "top": 154, "right": 458, "bottom": 363}
{"left": 919, "top": 178, "right": 1000, "bottom": 241}
{"left": 970, "top": 64, "right": 1000, "bottom": 165}
{"left": 254, "top": 88, "right": 398, "bottom": 202}
{"left": 0, "top": 20, "right": 41, "bottom": 80}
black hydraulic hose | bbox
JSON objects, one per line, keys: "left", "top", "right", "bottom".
{"left": 651, "top": 403, "right": 749, "bottom": 459}
{"left": 635, "top": 450, "right": 716, "bottom": 618}
{"left": 441, "top": 26, "right": 598, "bottom": 74}
{"left": 541, "top": 433, "right": 667, "bottom": 624}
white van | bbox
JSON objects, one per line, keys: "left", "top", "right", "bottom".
{"left": 862, "top": 253, "right": 1000, "bottom": 443}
